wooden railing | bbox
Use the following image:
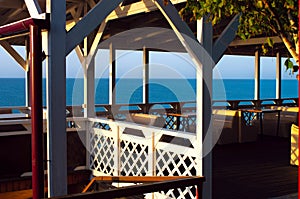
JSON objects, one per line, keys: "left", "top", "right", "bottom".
{"left": 49, "top": 176, "right": 205, "bottom": 199}
{"left": 0, "top": 98, "right": 297, "bottom": 120}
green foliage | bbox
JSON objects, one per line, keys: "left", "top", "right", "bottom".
{"left": 180, "top": 0, "right": 298, "bottom": 52}
{"left": 284, "top": 58, "right": 298, "bottom": 75}
{"left": 181, "top": 0, "right": 299, "bottom": 76}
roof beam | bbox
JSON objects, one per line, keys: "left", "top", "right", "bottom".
{"left": 213, "top": 14, "right": 240, "bottom": 64}
{"left": 0, "top": 0, "right": 23, "bottom": 9}
{"left": 229, "top": 36, "right": 282, "bottom": 46}
{"left": 24, "top": 0, "right": 42, "bottom": 18}
{"left": 0, "top": 41, "right": 26, "bottom": 70}
{"left": 154, "top": 0, "right": 195, "bottom": 40}
{"left": 106, "top": 0, "right": 186, "bottom": 20}
{"left": 65, "top": 0, "right": 186, "bottom": 31}
{"left": 65, "top": 0, "right": 124, "bottom": 55}
{"left": 86, "top": 20, "right": 107, "bottom": 68}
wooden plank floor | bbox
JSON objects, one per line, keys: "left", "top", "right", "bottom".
{"left": 212, "top": 136, "right": 298, "bottom": 199}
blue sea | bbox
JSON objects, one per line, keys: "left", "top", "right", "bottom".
{"left": 0, "top": 78, "right": 298, "bottom": 107}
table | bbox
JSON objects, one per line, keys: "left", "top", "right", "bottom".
{"left": 0, "top": 113, "right": 29, "bottom": 120}
{"left": 239, "top": 109, "right": 282, "bottom": 137}
{"left": 165, "top": 112, "right": 196, "bottom": 132}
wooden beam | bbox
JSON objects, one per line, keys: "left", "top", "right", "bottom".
{"left": 230, "top": 36, "right": 282, "bottom": 46}
{"left": 154, "top": 0, "right": 195, "bottom": 40}
{"left": 65, "top": 0, "right": 123, "bottom": 55}
{"left": 0, "top": 0, "right": 23, "bottom": 9}
{"left": 86, "top": 20, "right": 107, "bottom": 68}
{"left": 0, "top": 8, "right": 25, "bottom": 25}
{"left": 0, "top": 41, "right": 26, "bottom": 70}
{"left": 65, "top": 0, "right": 185, "bottom": 32}
{"left": 107, "top": 0, "right": 186, "bottom": 21}
{"left": 74, "top": 46, "right": 84, "bottom": 65}
{"left": 50, "top": 176, "right": 205, "bottom": 199}
{"left": 213, "top": 14, "right": 240, "bottom": 64}
{"left": 24, "top": 0, "right": 42, "bottom": 18}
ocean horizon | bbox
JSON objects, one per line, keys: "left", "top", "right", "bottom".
{"left": 0, "top": 78, "right": 298, "bottom": 107}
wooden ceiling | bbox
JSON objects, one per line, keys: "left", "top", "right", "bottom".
{"left": 0, "top": 0, "right": 290, "bottom": 57}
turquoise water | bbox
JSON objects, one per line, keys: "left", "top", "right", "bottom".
{"left": 0, "top": 78, "right": 298, "bottom": 107}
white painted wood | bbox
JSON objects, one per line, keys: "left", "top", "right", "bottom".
{"left": 143, "top": 47, "right": 149, "bottom": 105}
{"left": 86, "top": 21, "right": 107, "bottom": 68}
{"left": 65, "top": 0, "right": 123, "bottom": 55}
{"left": 107, "top": 0, "right": 186, "bottom": 21}
{"left": 88, "top": 117, "right": 199, "bottom": 198}
{"left": 75, "top": 46, "right": 84, "bottom": 65}
{"left": 46, "top": 0, "right": 67, "bottom": 196}
{"left": 154, "top": 0, "right": 195, "bottom": 40}
{"left": 84, "top": 58, "right": 95, "bottom": 118}
{"left": 254, "top": 50, "right": 261, "bottom": 100}
{"left": 0, "top": 41, "right": 26, "bottom": 70}
{"left": 197, "top": 17, "right": 213, "bottom": 199}
{"left": 213, "top": 14, "right": 240, "bottom": 64}
{"left": 276, "top": 52, "right": 282, "bottom": 99}
{"left": 24, "top": 0, "right": 42, "bottom": 18}
{"left": 109, "top": 43, "right": 116, "bottom": 105}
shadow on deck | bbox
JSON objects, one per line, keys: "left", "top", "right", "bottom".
{"left": 213, "top": 135, "right": 298, "bottom": 199}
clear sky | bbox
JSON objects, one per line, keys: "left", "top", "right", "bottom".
{"left": 0, "top": 45, "right": 297, "bottom": 80}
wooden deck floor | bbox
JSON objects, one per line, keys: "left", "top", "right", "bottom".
{"left": 212, "top": 135, "right": 298, "bottom": 199}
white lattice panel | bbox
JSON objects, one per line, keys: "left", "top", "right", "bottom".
{"left": 89, "top": 121, "right": 119, "bottom": 176}
{"left": 120, "top": 140, "right": 150, "bottom": 176}
{"left": 88, "top": 118, "right": 202, "bottom": 199}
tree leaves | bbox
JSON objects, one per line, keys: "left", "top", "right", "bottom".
{"left": 284, "top": 58, "right": 294, "bottom": 74}
{"left": 180, "top": 0, "right": 299, "bottom": 71}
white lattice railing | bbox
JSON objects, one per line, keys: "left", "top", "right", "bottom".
{"left": 88, "top": 117, "right": 202, "bottom": 199}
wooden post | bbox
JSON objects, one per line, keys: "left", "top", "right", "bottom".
{"left": 25, "top": 39, "right": 31, "bottom": 107}
{"left": 197, "top": 17, "right": 213, "bottom": 199}
{"left": 46, "top": 0, "right": 68, "bottom": 196}
{"left": 84, "top": 58, "right": 95, "bottom": 118}
{"left": 143, "top": 47, "right": 149, "bottom": 111}
{"left": 109, "top": 43, "right": 116, "bottom": 105}
{"left": 276, "top": 52, "right": 282, "bottom": 100}
{"left": 30, "top": 24, "right": 44, "bottom": 199}
{"left": 254, "top": 50, "right": 261, "bottom": 101}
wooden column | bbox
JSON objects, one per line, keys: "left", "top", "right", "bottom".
{"left": 197, "top": 17, "right": 213, "bottom": 199}
{"left": 30, "top": 24, "right": 44, "bottom": 199}
{"left": 25, "top": 39, "right": 31, "bottom": 107}
{"left": 84, "top": 58, "right": 95, "bottom": 118}
{"left": 46, "top": 0, "right": 67, "bottom": 196}
{"left": 254, "top": 50, "right": 261, "bottom": 100}
{"left": 109, "top": 43, "right": 116, "bottom": 105}
{"left": 276, "top": 52, "right": 282, "bottom": 100}
{"left": 143, "top": 47, "right": 149, "bottom": 107}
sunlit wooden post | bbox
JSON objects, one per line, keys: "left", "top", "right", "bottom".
{"left": 25, "top": 39, "right": 31, "bottom": 107}
{"left": 84, "top": 58, "right": 95, "bottom": 118}
{"left": 46, "top": 0, "right": 68, "bottom": 196}
{"left": 197, "top": 17, "right": 213, "bottom": 199}
{"left": 254, "top": 50, "right": 261, "bottom": 101}
{"left": 143, "top": 46, "right": 149, "bottom": 112}
{"left": 109, "top": 43, "right": 116, "bottom": 105}
{"left": 276, "top": 52, "right": 282, "bottom": 100}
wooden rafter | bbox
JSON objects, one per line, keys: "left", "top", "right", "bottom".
{"left": 0, "top": 0, "right": 23, "bottom": 9}
{"left": 0, "top": 41, "right": 26, "bottom": 70}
